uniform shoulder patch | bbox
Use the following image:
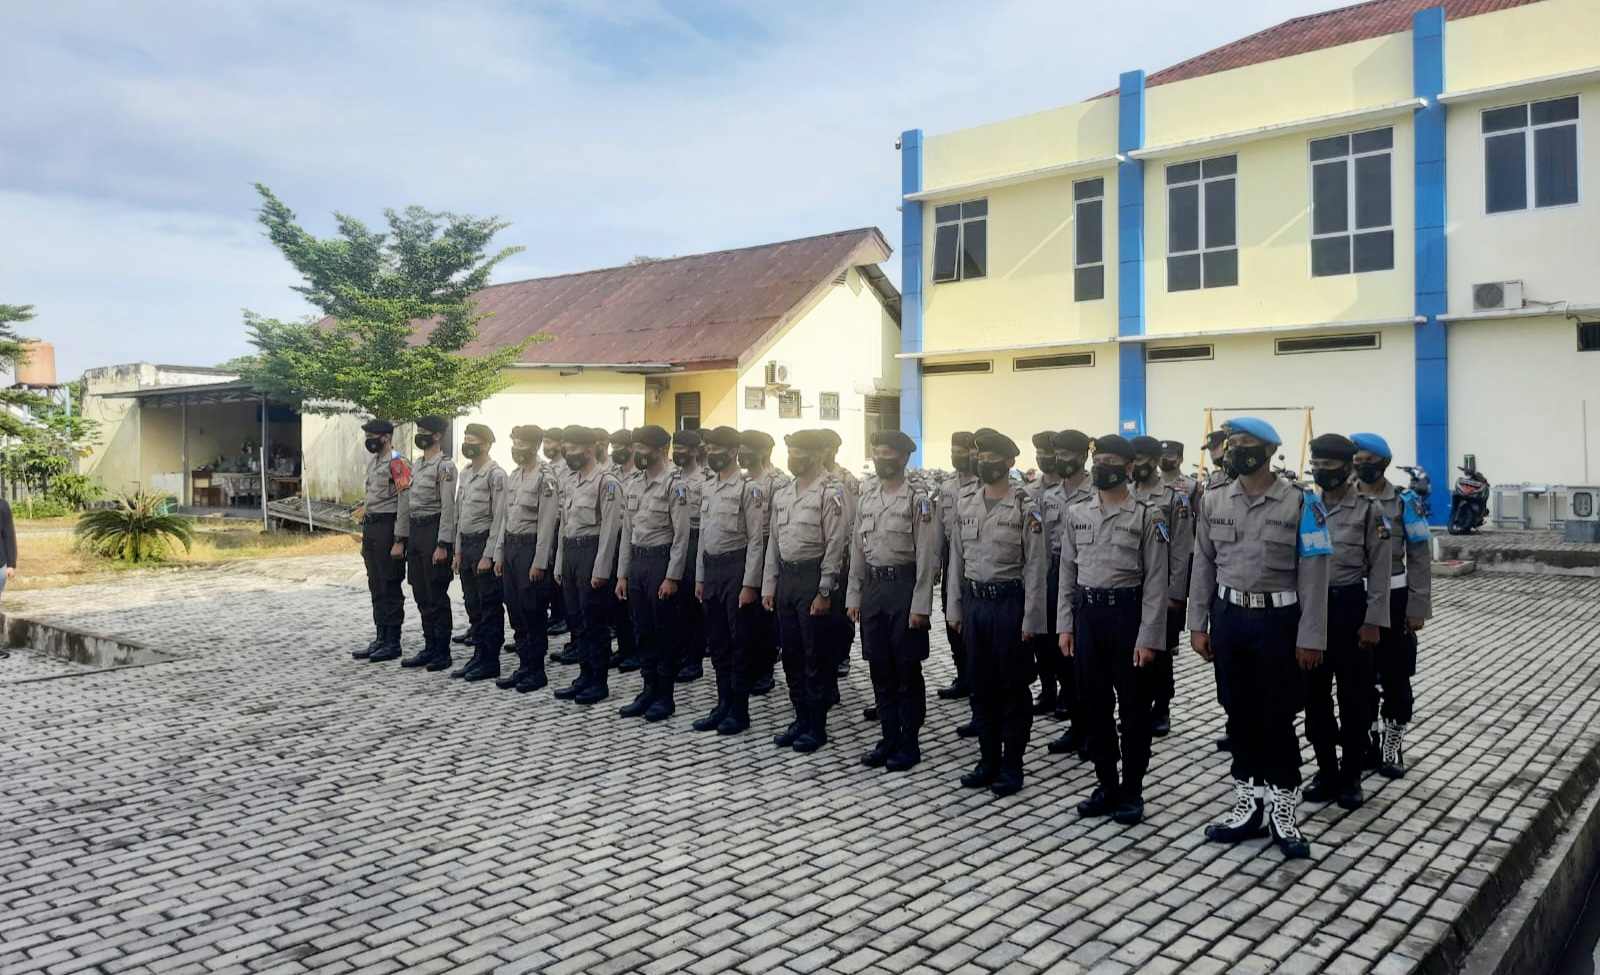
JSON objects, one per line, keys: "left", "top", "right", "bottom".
{"left": 389, "top": 456, "right": 413, "bottom": 491}
{"left": 674, "top": 484, "right": 687, "bottom": 504}
{"left": 1297, "top": 493, "right": 1334, "bottom": 557}
{"left": 441, "top": 464, "right": 455, "bottom": 482}
{"left": 1026, "top": 508, "right": 1043, "bottom": 533}
{"left": 917, "top": 496, "right": 933, "bottom": 522}
{"left": 1156, "top": 520, "right": 1171, "bottom": 544}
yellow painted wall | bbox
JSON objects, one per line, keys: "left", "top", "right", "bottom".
{"left": 919, "top": 345, "right": 1120, "bottom": 472}
{"left": 923, "top": 96, "right": 1118, "bottom": 191}
{"left": 1447, "top": 0, "right": 1600, "bottom": 92}
{"left": 643, "top": 369, "right": 737, "bottom": 431}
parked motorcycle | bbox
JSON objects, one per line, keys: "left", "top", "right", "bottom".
{"left": 1398, "top": 465, "right": 1432, "bottom": 519}
{"left": 1447, "top": 458, "right": 1490, "bottom": 535}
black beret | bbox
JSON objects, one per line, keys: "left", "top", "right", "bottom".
{"left": 1130, "top": 435, "right": 1162, "bottom": 457}
{"left": 871, "top": 430, "right": 917, "bottom": 454}
{"left": 560, "top": 426, "right": 593, "bottom": 443}
{"left": 544, "top": 425, "right": 568, "bottom": 442}
{"left": 673, "top": 429, "right": 702, "bottom": 448}
{"left": 1052, "top": 429, "right": 1091, "bottom": 452}
{"left": 1032, "top": 431, "right": 1057, "bottom": 449}
{"left": 609, "top": 428, "right": 632, "bottom": 447}
{"left": 463, "top": 422, "right": 494, "bottom": 443}
{"left": 974, "top": 430, "right": 1019, "bottom": 458}
{"left": 361, "top": 419, "right": 393, "bottom": 435}
{"left": 1093, "top": 435, "right": 1135, "bottom": 460}
{"left": 631, "top": 425, "right": 671, "bottom": 448}
{"left": 951, "top": 431, "right": 976, "bottom": 449}
{"left": 510, "top": 424, "right": 544, "bottom": 443}
{"left": 1204, "top": 429, "right": 1229, "bottom": 448}
{"left": 415, "top": 415, "right": 448, "bottom": 434}
{"left": 1160, "top": 439, "right": 1184, "bottom": 454}
{"left": 784, "top": 429, "right": 831, "bottom": 451}
{"left": 1309, "top": 433, "right": 1358, "bottom": 460}
{"left": 740, "top": 430, "right": 774, "bottom": 450}
{"left": 817, "top": 428, "right": 842, "bottom": 450}
{"left": 705, "top": 426, "right": 742, "bottom": 448}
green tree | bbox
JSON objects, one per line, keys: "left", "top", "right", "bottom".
{"left": 0, "top": 304, "right": 49, "bottom": 438}
{"left": 0, "top": 390, "right": 101, "bottom": 495}
{"left": 239, "top": 185, "right": 543, "bottom": 422}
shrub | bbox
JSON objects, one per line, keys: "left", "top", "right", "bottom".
{"left": 74, "top": 491, "right": 194, "bottom": 563}
{"left": 45, "top": 473, "right": 105, "bottom": 511}
{"left": 14, "top": 496, "right": 72, "bottom": 519}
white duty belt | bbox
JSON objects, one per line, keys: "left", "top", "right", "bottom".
{"left": 1217, "top": 584, "right": 1298, "bottom": 609}
{"left": 1389, "top": 572, "right": 1407, "bottom": 590}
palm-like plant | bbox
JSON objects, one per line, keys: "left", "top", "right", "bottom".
{"left": 74, "top": 491, "right": 195, "bottom": 563}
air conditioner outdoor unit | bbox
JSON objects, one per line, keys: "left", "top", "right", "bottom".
{"left": 1472, "top": 280, "right": 1524, "bottom": 312}
{"left": 764, "top": 360, "right": 792, "bottom": 388}
{"left": 1568, "top": 487, "right": 1599, "bottom": 522}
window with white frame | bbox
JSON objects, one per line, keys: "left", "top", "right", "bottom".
{"left": 1073, "top": 178, "right": 1105, "bottom": 301}
{"left": 1310, "top": 127, "right": 1395, "bottom": 276}
{"left": 1484, "top": 95, "right": 1580, "bottom": 213}
{"left": 1166, "top": 155, "right": 1238, "bottom": 291}
{"left": 818, "top": 392, "right": 840, "bottom": 421}
{"left": 932, "top": 200, "right": 987, "bottom": 283}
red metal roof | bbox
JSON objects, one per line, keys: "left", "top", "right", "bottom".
{"left": 1100, "top": 0, "right": 1542, "bottom": 95}
{"left": 434, "top": 228, "right": 892, "bottom": 371}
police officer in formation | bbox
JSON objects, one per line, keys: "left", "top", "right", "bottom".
{"left": 553, "top": 426, "right": 624, "bottom": 705}
{"left": 450, "top": 423, "right": 508, "bottom": 682}
{"left": 672, "top": 430, "right": 710, "bottom": 682}
{"left": 1058, "top": 435, "right": 1169, "bottom": 824}
{"left": 396, "top": 415, "right": 456, "bottom": 671}
{"left": 1130, "top": 436, "right": 1194, "bottom": 736}
{"left": 819, "top": 427, "right": 860, "bottom": 687}
{"left": 740, "top": 430, "right": 789, "bottom": 696}
{"left": 616, "top": 425, "right": 691, "bottom": 722}
{"left": 693, "top": 427, "right": 767, "bottom": 736}
{"left": 1043, "top": 430, "right": 1094, "bottom": 756}
{"left": 494, "top": 424, "right": 557, "bottom": 692}
{"left": 1198, "top": 427, "right": 1236, "bottom": 752}
{"left": 1028, "top": 431, "right": 1064, "bottom": 718}
{"left": 937, "top": 433, "right": 979, "bottom": 716}
{"left": 352, "top": 419, "right": 409, "bottom": 662}
{"left": 847, "top": 431, "right": 937, "bottom": 771}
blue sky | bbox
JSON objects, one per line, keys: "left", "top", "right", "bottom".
{"left": 0, "top": 0, "right": 1336, "bottom": 379}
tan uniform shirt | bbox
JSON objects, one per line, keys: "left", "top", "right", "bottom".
{"left": 1057, "top": 492, "right": 1170, "bottom": 648}
{"left": 1043, "top": 473, "right": 1092, "bottom": 556}
{"left": 938, "top": 473, "right": 979, "bottom": 615}
{"left": 1362, "top": 482, "right": 1433, "bottom": 619}
{"left": 454, "top": 460, "right": 507, "bottom": 551}
{"left": 494, "top": 462, "right": 560, "bottom": 567}
{"left": 1188, "top": 477, "right": 1331, "bottom": 650}
{"left": 618, "top": 466, "right": 691, "bottom": 581}
{"left": 697, "top": 473, "right": 767, "bottom": 589}
{"left": 1134, "top": 477, "right": 1196, "bottom": 600}
{"left": 946, "top": 483, "right": 1048, "bottom": 633}
{"left": 682, "top": 465, "right": 710, "bottom": 530}
{"left": 761, "top": 474, "right": 848, "bottom": 598}
{"left": 846, "top": 476, "right": 939, "bottom": 616}
{"left": 363, "top": 450, "right": 407, "bottom": 520}
{"left": 407, "top": 453, "right": 457, "bottom": 543}
{"left": 1321, "top": 488, "right": 1392, "bottom": 628}
{"left": 555, "top": 464, "right": 624, "bottom": 580}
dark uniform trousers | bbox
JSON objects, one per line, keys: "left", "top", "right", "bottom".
{"left": 405, "top": 515, "right": 453, "bottom": 645}
{"left": 458, "top": 532, "right": 504, "bottom": 657}
{"left": 1305, "top": 584, "right": 1375, "bottom": 783}
{"left": 361, "top": 513, "right": 405, "bottom": 628}
{"left": 1075, "top": 588, "right": 1153, "bottom": 794}
{"left": 627, "top": 545, "right": 681, "bottom": 701}
{"left": 1029, "top": 560, "right": 1064, "bottom": 709}
{"left": 861, "top": 568, "right": 929, "bottom": 751}
{"left": 611, "top": 574, "right": 637, "bottom": 665}
{"left": 1377, "top": 588, "right": 1417, "bottom": 725}
{"left": 1211, "top": 597, "right": 1306, "bottom": 788}
{"left": 964, "top": 580, "right": 1034, "bottom": 773}
{"left": 562, "top": 536, "right": 613, "bottom": 691}
{"left": 680, "top": 530, "right": 707, "bottom": 668}
{"left": 775, "top": 559, "right": 833, "bottom": 727}
{"left": 502, "top": 534, "right": 548, "bottom": 661}
{"left": 832, "top": 548, "right": 858, "bottom": 679}
{"left": 941, "top": 542, "right": 968, "bottom": 685}
{"left": 702, "top": 549, "right": 755, "bottom": 697}
{"left": 1151, "top": 601, "right": 1184, "bottom": 714}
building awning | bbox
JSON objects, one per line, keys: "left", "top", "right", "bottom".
{"left": 896, "top": 315, "right": 1423, "bottom": 359}
{"left": 1438, "top": 66, "right": 1600, "bottom": 106}
{"left": 1129, "top": 99, "right": 1426, "bottom": 162}
{"left": 903, "top": 155, "right": 1123, "bottom": 204}
{"left": 102, "top": 380, "right": 287, "bottom": 408}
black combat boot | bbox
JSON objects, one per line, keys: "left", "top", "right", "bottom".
{"left": 496, "top": 642, "right": 532, "bottom": 689}
{"left": 644, "top": 684, "right": 675, "bottom": 722}
{"left": 516, "top": 653, "right": 548, "bottom": 692}
{"left": 452, "top": 628, "right": 474, "bottom": 646}
{"left": 960, "top": 763, "right": 998, "bottom": 789}
{"left": 694, "top": 672, "right": 730, "bottom": 731}
{"left": 773, "top": 717, "right": 803, "bottom": 748}
{"left": 1302, "top": 769, "right": 1340, "bottom": 804}
{"left": 619, "top": 675, "right": 653, "bottom": 718}
{"left": 861, "top": 740, "right": 893, "bottom": 768}
{"left": 991, "top": 752, "right": 1024, "bottom": 797}
{"left": 353, "top": 629, "right": 382, "bottom": 660}
{"left": 1076, "top": 784, "right": 1120, "bottom": 818}
{"left": 936, "top": 677, "right": 970, "bottom": 700}
{"left": 1267, "top": 785, "right": 1311, "bottom": 859}
{"left": 368, "top": 626, "right": 403, "bottom": 663}
{"left": 749, "top": 671, "right": 775, "bottom": 696}
{"left": 1205, "top": 779, "right": 1268, "bottom": 843}
{"left": 676, "top": 658, "right": 703, "bottom": 683}
{"left": 716, "top": 694, "right": 750, "bottom": 735}
{"left": 401, "top": 630, "right": 433, "bottom": 669}
{"left": 1047, "top": 725, "right": 1086, "bottom": 755}
{"left": 885, "top": 739, "right": 920, "bottom": 772}
{"left": 424, "top": 624, "right": 453, "bottom": 672}
{"left": 1114, "top": 777, "right": 1145, "bottom": 825}
{"left": 792, "top": 706, "right": 827, "bottom": 753}
{"left": 1377, "top": 720, "right": 1407, "bottom": 779}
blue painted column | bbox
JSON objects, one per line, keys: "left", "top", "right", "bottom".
{"left": 899, "top": 128, "right": 926, "bottom": 464}
{"left": 1117, "top": 71, "right": 1147, "bottom": 435}
{"left": 1413, "top": 8, "right": 1449, "bottom": 523}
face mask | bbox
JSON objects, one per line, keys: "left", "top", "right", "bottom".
{"left": 544, "top": 446, "right": 561, "bottom": 461}
{"left": 511, "top": 446, "right": 534, "bottom": 465}
{"left": 634, "top": 451, "right": 654, "bottom": 471}
{"left": 977, "top": 460, "right": 1009, "bottom": 485}
{"left": 1036, "top": 456, "right": 1055, "bottom": 476}
{"left": 671, "top": 451, "right": 690, "bottom": 468}
{"left": 873, "top": 458, "right": 904, "bottom": 481}
{"left": 707, "top": 451, "right": 733, "bottom": 472}
{"left": 737, "top": 449, "right": 757, "bottom": 470}
{"left": 1159, "top": 458, "right": 1180, "bottom": 473}
{"left": 1057, "top": 456, "right": 1083, "bottom": 479}
{"left": 461, "top": 443, "right": 483, "bottom": 460}
{"left": 1313, "top": 466, "right": 1350, "bottom": 491}
{"left": 1355, "top": 461, "right": 1387, "bottom": 485}
{"left": 1227, "top": 443, "right": 1272, "bottom": 476}
{"left": 1092, "top": 464, "right": 1128, "bottom": 490}
{"left": 364, "top": 437, "right": 383, "bottom": 454}
{"left": 414, "top": 434, "right": 435, "bottom": 451}
{"left": 1132, "top": 462, "right": 1156, "bottom": 483}
{"left": 565, "top": 452, "right": 586, "bottom": 472}
{"left": 611, "top": 448, "right": 630, "bottom": 466}
{"left": 790, "top": 455, "right": 817, "bottom": 478}
{"left": 952, "top": 453, "right": 974, "bottom": 476}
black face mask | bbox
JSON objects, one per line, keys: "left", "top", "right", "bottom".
{"left": 565, "top": 452, "right": 586, "bottom": 472}
{"left": 611, "top": 448, "right": 630, "bottom": 466}
{"left": 1313, "top": 466, "right": 1350, "bottom": 491}
{"left": 1355, "top": 461, "right": 1387, "bottom": 485}
{"left": 977, "top": 460, "right": 1009, "bottom": 485}
{"left": 873, "top": 458, "right": 904, "bottom": 481}
{"left": 461, "top": 443, "right": 483, "bottom": 460}
{"left": 1159, "top": 458, "right": 1180, "bottom": 473}
{"left": 737, "top": 449, "right": 758, "bottom": 471}
{"left": 414, "top": 434, "right": 435, "bottom": 451}
{"left": 1227, "top": 443, "right": 1272, "bottom": 476}
{"left": 364, "top": 437, "right": 383, "bottom": 454}
{"left": 952, "top": 453, "right": 974, "bottom": 476}
{"left": 1132, "top": 462, "right": 1156, "bottom": 483}
{"left": 1211, "top": 451, "right": 1233, "bottom": 477}
{"left": 790, "top": 456, "right": 818, "bottom": 478}
{"left": 1092, "top": 464, "right": 1128, "bottom": 490}
{"left": 1036, "top": 455, "right": 1055, "bottom": 476}
{"left": 671, "top": 451, "right": 690, "bottom": 468}
{"left": 707, "top": 451, "right": 733, "bottom": 472}
{"left": 634, "top": 451, "right": 654, "bottom": 471}
{"left": 511, "top": 446, "right": 534, "bottom": 465}
{"left": 544, "top": 447, "right": 561, "bottom": 462}
{"left": 1057, "top": 456, "right": 1083, "bottom": 479}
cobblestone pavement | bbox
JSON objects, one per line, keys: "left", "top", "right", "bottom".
{"left": 2, "top": 556, "right": 1599, "bottom": 974}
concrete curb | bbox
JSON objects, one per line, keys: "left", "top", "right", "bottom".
{"left": 1, "top": 614, "right": 179, "bottom": 682}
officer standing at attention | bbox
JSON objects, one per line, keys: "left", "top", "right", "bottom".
{"left": 1197, "top": 427, "right": 1236, "bottom": 751}
{"left": 1131, "top": 436, "right": 1194, "bottom": 737}
{"left": 451, "top": 423, "right": 508, "bottom": 683}
{"left": 398, "top": 415, "right": 457, "bottom": 672}
{"left": 740, "top": 430, "right": 789, "bottom": 696}
{"left": 494, "top": 425, "right": 558, "bottom": 693}
{"left": 948, "top": 430, "right": 1048, "bottom": 797}
{"left": 1027, "top": 431, "right": 1060, "bottom": 716}
{"left": 1059, "top": 435, "right": 1169, "bottom": 825}
{"left": 542, "top": 427, "right": 571, "bottom": 641}
{"left": 1044, "top": 430, "right": 1095, "bottom": 755}
{"left": 354, "top": 419, "right": 410, "bottom": 662}
{"left": 1189, "top": 417, "right": 1330, "bottom": 860}
{"left": 693, "top": 427, "right": 768, "bottom": 736}
{"left": 553, "top": 427, "right": 624, "bottom": 705}
{"left": 818, "top": 428, "right": 860, "bottom": 685}
{"left": 1304, "top": 433, "right": 1389, "bottom": 809}
{"left": 616, "top": 426, "right": 692, "bottom": 722}
{"left": 762, "top": 430, "right": 848, "bottom": 753}
{"left": 937, "top": 432, "right": 979, "bottom": 706}
{"left": 604, "top": 429, "right": 641, "bottom": 673}
{"left": 672, "top": 430, "right": 710, "bottom": 683}
{"left": 1351, "top": 431, "right": 1432, "bottom": 779}
{"left": 1029, "top": 431, "right": 1057, "bottom": 490}
{"left": 848, "top": 431, "right": 938, "bottom": 772}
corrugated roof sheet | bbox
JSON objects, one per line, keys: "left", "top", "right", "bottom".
{"left": 429, "top": 227, "right": 892, "bottom": 370}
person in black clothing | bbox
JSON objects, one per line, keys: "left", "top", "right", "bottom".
{"left": 0, "top": 498, "right": 16, "bottom": 599}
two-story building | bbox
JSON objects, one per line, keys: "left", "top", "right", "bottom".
{"left": 897, "top": 0, "right": 1600, "bottom": 511}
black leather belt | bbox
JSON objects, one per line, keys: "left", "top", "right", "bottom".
{"left": 961, "top": 578, "right": 1024, "bottom": 599}
{"left": 780, "top": 557, "right": 821, "bottom": 574}
{"left": 1330, "top": 582, "right": 1366, "bottom": 595}
{"left": 505, "top": 532, "right": 537, "bottom": 543}
{"left": 704, "top": 548, "right": 746, "bottom": 566}
{"left": 1074, "top": 586, "right": 1141, "bottom": 608}
{"left": 461, "top": 531, "right": 489, "bottom": 541}
{"left": 631, "top": 543, "right": 671, "bottom": 558}
{"left": 565, "top": 534, "right": 600, "bottom": 549}
{"left": 365, "top": 512, "right": 397, "bottom": 522}
{"left": 410, "top": 513, "right": 440, "bottom": 525}
{"left": 867, "top": 563, "right": 915, "bottom": 581}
